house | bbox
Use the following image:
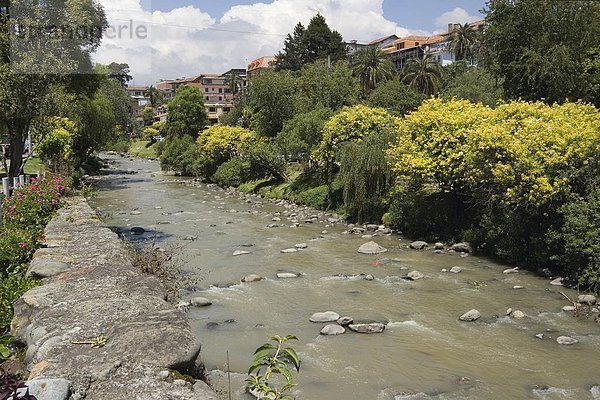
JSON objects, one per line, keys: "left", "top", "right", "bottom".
{"left": 368, "top": 34, "right": 399, "bottom": 49}
{"left": 156, "top": 70, "right": 246, "bottom": 125}
{"left": 125, "top": 85, "right": 150, "bottom": 124}
{"left": 247, "top": 56, "right": 276, "bottom": 79}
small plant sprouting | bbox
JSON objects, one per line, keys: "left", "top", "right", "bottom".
{"left": 246, "top": 335, "right": 300, "bottom": 400}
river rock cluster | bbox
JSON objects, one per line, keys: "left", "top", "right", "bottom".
{"left": 309, "top": 311, "right": 386, "bottom": 336}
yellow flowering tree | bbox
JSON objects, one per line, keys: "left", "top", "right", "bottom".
{"left": 195, "top": 125, "right": 257, "bottom": 178}
{"left": 36, "top": 117, "right": 77, "bottom": 173}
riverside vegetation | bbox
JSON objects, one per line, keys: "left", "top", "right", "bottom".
{"left": 155, "top": 5, "right": 600, "bottom": 293}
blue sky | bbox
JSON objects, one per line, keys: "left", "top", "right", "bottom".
{"left": 97, "top": 0, "right": 487, "bottom": 84}
{"left": 146, "top": 0, "right": 487, "bottom": 32}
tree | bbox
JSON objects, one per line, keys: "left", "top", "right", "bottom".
{"left": 275, "top": 14, "right": 347, "bottom": 71}
{"left": 0, "top": 0, "right": 107, "bottom": 178}
{"left": 142, "top": 107, "right": 155, "bottom": 127}
{"left": 276, "top": 106, "right": 333, "bottom": 162}
{"left": 449, "top": 23, "right": 478, "bottom": 62}
{"left": 482, "top": 0, "right": 600, "bottom": 104}
{"left": 401, "top": 53, "right": 444, "bottom": 96}
{"left": 165, "top": 86, "right": 207, "bottom": 138}
{"left": 108, "top": 62, "right": 133, "bottom": 87}
{"left": 275, "top": 23, "right": 307, "bottom": 71}
{"left": 145, "top": 85, "right": 163, "bottom": 107}
{"left": 304, "top": 14, "right": 347, "bottom": 64}
{"left": 248, "top": 69, "right": 296, "bottom": 137}
{"left": 351, "top": 46, "right": 396, "bottom": 93}
{"left": 441, "top": 67, "right": 503, "bottom": 107}
{"left": 367, "top": 79, "right": 425, "bottom": 116}
{"left": 295, "top": 60, "right": 360, "bottom": 112}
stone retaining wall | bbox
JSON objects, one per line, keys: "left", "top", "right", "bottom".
{"left": 10, "top": 197, "right": 217, "bottom": 400}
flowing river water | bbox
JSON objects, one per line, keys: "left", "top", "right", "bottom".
{"left": 89, "top": 155, "right": 600, "bottom": 400}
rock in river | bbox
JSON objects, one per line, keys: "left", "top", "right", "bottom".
{"left": 450, "top": 242, "right": 473, "bottom": 253}
{"left": 320, "top": 324, "right": 346, "bottom": 336}
{"left": 294, "top": 243, "right": 308, "bottom": 249}
{"left": 277, "top": 272, "right": 300, "bottom": 279}
{"left": 281, "top": 248, "right": 298, "bottom": 254}
{"left": 556, "top": 336, "right": 578, "bottom": 345}
{"left": 578, "top": 294, "right": 597, "bottom": 305}
{"left": 130, "top": 226, "right": 145, "bottom": 235}
{"left": 450, "top": 266, "right": 462, "bottom": 274}
{"left": 459, "top": 309, "right": 481, "bottom": 322}
{"left": 233, "top": 250, "right": 251, "bottom": 256}
{"left": 190, "top": 297, "right": 212, "bottom": 307}
{"left": 409, "top": 241, "right": 428, "bottom": 250}
{"left": 310, "top": 311, "right": 340, "bottom": 323}
{"left": 550, "top": 277, "right": 564, "bottom": 286}
{"left": 405, "top": 271, "right": 425, "bottom": 281}
{"left": 348, "top": 323, "right": 386, "bottom": 334}
{"left": 358, "top": 241, "right": 388, "bottom": 255}
{"left": 242, "top": 274, "right": 263, "bottom": 283}
{"left": 511, "top": 310, "right": 526, "bottom": 319}
{"left": 25, "top": 378, "right": 71, "bottom": 400}
{"left": 337, "top": 317, "right": 354, "bottom": 326}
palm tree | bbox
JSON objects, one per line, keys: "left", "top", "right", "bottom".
{"left": 401, "top": 53, "right": 444, "bottom": 96}
{"left": 450, "top": 23, "right": 477, "bottom": 62}
{"left": 228, "top": 72, "right": 243, "bottom": 98}
{"left": 351, "top": 46, "right": 396, "bottom": 93}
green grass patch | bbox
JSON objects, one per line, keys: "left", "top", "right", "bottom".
{"left": 128, "top": 140, "right": 158, "bottom": 159}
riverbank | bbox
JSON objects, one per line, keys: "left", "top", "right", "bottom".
{"left": 11, "top": 197, "right": 216, "bottom": 399}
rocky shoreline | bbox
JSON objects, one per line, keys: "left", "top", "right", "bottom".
{"left": 10, "top": 197, "right": 217, "bottom": 400}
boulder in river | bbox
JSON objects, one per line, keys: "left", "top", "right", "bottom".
{"left": 434, "top": 242, "right": 445, "bottom": 250}
{"left": 511, "top": 310, "right": 526, "bottom": 319}
{"left": 550, "top": 277, "right": 564, "bottom": 286}
{"left": 242, "top": 274, "right": 263, "bottom": 283}
{"left": 409, "top": 241, "right": 428, "bottom": 250}
{"left": 562, "top": 305, "right": 576, "bottom": 312}
{"left": 309, "top": 311, "right": 340, "bottom": 323}
{"left": 450, "top": 242, "right": 473, "bottom": 253}
{"left": 348, "top": 323, "right": 386, "bottom": 334}
{"left": 320, "top": 324, "right": 346, "bottom": 336}
{"left": 556, "top": 336, "right": 578, "bottom": 345}
{"left": 25, "top": 378, "right": 71, "bottom": 400}
{"left": 405, "top": 271, "right": 425, "bottom": 281}
{"left": 577, "top": 294, "right": 597, "bottom": 305}
{"left": 337, "top": 317, "right": 354, "bottom": 326}
{"left": 233, "top": 250, "right": 251, "bottom": 256}
{"left": 358, "top": 241, "right": 388, "bottom": 255}
{"left": 190, "top": 297, "right": 212, "bottom": 307}
{"left": 130, "top": 226, "right": 145, "bottom": 235}
{"left": 503, "top": 267, "right": 519, "bottom": 274}
{"left": 459, "top": 309, "right": 481, "bottom": 322}
{"left": 294, "top": 243, "right": 308, "bottom": 249}
{"left": 450, "top": 266, "right": 462, "bottom": 274}
{"left": 281, "top": 248, "right": 298, "bottom": 254}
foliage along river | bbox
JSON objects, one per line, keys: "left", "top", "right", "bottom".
{"left": 89, "top": 155, "right": 600, "bottom": 400}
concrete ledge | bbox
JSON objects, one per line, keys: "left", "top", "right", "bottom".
{"left": 11, "top": 197, "right": 216, "bottom": 400}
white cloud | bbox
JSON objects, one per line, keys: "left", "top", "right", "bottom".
{"left": 94, "top": 0, "right": 417, "bottom": 85}
{"left": 434, "top": 7, "right": 481, "bottom": 31}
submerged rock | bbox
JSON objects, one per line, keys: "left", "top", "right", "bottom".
{"left": 503, "top": 267, "right": 519, "bottom": 274}
{"left": 405, "top": 271, "right": 425, "bottom": 281}
{"left": 459, "top": 309, "right": 481, "bottom": 322}
{"left": 281, "top": 248, "right": 298, "bottom": 254}
{"left": 233, "top": 250, "right": 251, "bottom": 256}
{"left": 276, "top": 272, "right": 301, "bottom": 279}
{"left": 190, "top": 297, "right": 212, "bottom": 307}
{"left": 358, "top": 241, "right": 388, "bottom": 255}
{"left": 556, "top": 336, "right": 578, "bottom": 345}
{"left": 348, "top": 323, "right": 385, "bottom": 334}
{"left": 309, "top": 311, "right": 340, "bottom": 323}
{"left": 450, "top": 266, "right": 462, "bottom": 274}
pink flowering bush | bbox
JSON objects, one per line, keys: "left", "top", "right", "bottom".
{"left": 2, "top": 176, "right": 69, "bottom": 231}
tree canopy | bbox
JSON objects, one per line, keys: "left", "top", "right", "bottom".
{"left": 165, "top": 86, "right": 208, "bottom": 138}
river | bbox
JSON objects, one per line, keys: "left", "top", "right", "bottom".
{"left": 89, "top": 155, "right": 600, "bottom": 400}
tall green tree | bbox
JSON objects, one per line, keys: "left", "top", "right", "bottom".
{"left": 275, "top": 14, "right": 347, "bottom": 71}
{"left": 401, "top": 53, "right": 444, "bottom": 96}
{"left": 304, "top": 14, "right": 347, "bottom": 64}
{"left": 248, "top": 69, "right": 296, "bottom": 137}
{"left": 0, "top": 0, "right": 107, "bottom": 178}
{"left": 441, "top": 67, "right": 503, "bottom": 107}
{"left": 482, "top": 0, "right": 600, "bottom": 104}
{"left": 165, "top": 86, "right": 207, "bottom": 138}
{"left": 275, "top": 23, "right": 307, "bottom": 71}
{"left": 351, "top": 46, "right": 396, "bottom": 93}
{"left": 295, "top": 60, "right": 360, "bottom": 111}
{"left": 145, "top": 85, "right": 163, "bottom": 107}
{"left": 107, "top": 62, "right": 133, "bottom": 87}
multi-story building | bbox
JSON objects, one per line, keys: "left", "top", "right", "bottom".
{"left": 126, "top": 85, "right": 149, "bottom": 124}
{"left": 156, "top": 70, "right": 246, "bottom": 125}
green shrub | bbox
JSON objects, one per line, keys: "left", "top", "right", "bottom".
{"left": 0, "top": 275, "right": 39, "bottom": 329}
{"left": 295, "top": 185, "right": 329, "bottom": 209}
{"left": 212, "top": 158, "right": 252, "bottom": 187}
{"left": 0, "top": 228, "right": 38, "bottom": 277}
{"left": 241, "top": 140, "right": 287, "bottom": 182}
{"left": 554, "top": 183, "right": 600, "bottom": 291}
{"left": 103, "top": 138, "right": 131, "bottom": 153}
{"left": 159, "top": 135, "right": 201, "bottom": 176}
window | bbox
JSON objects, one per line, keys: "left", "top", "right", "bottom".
{"left": 415, "top": 42, "right": 419, "bottom": 46}
{"left": 205, "top": 96, "right": 209, "bottom": 101}
{"left": 397, "top": 43, "right": 405, "bottom": 50}
{"left": 205, "top": 88, "right": 208, "bottom": 92}
{"left": 209, "top": 107, "right": 216, "bottom": 113}
{"left": 218, "top": 88, "right": 223, "bottom": 93}
{"left": 223, "top": 108, "right": 231, "bottom": 113}
{"left": 219, "top": 96, "right": 222, "bottom": 101}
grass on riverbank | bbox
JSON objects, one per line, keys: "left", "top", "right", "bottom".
{"left": 128, "top": 140, "right": 158, "bottom": 159}
{"left": 0, "top": 157, "right": 44, "bottom": 176}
